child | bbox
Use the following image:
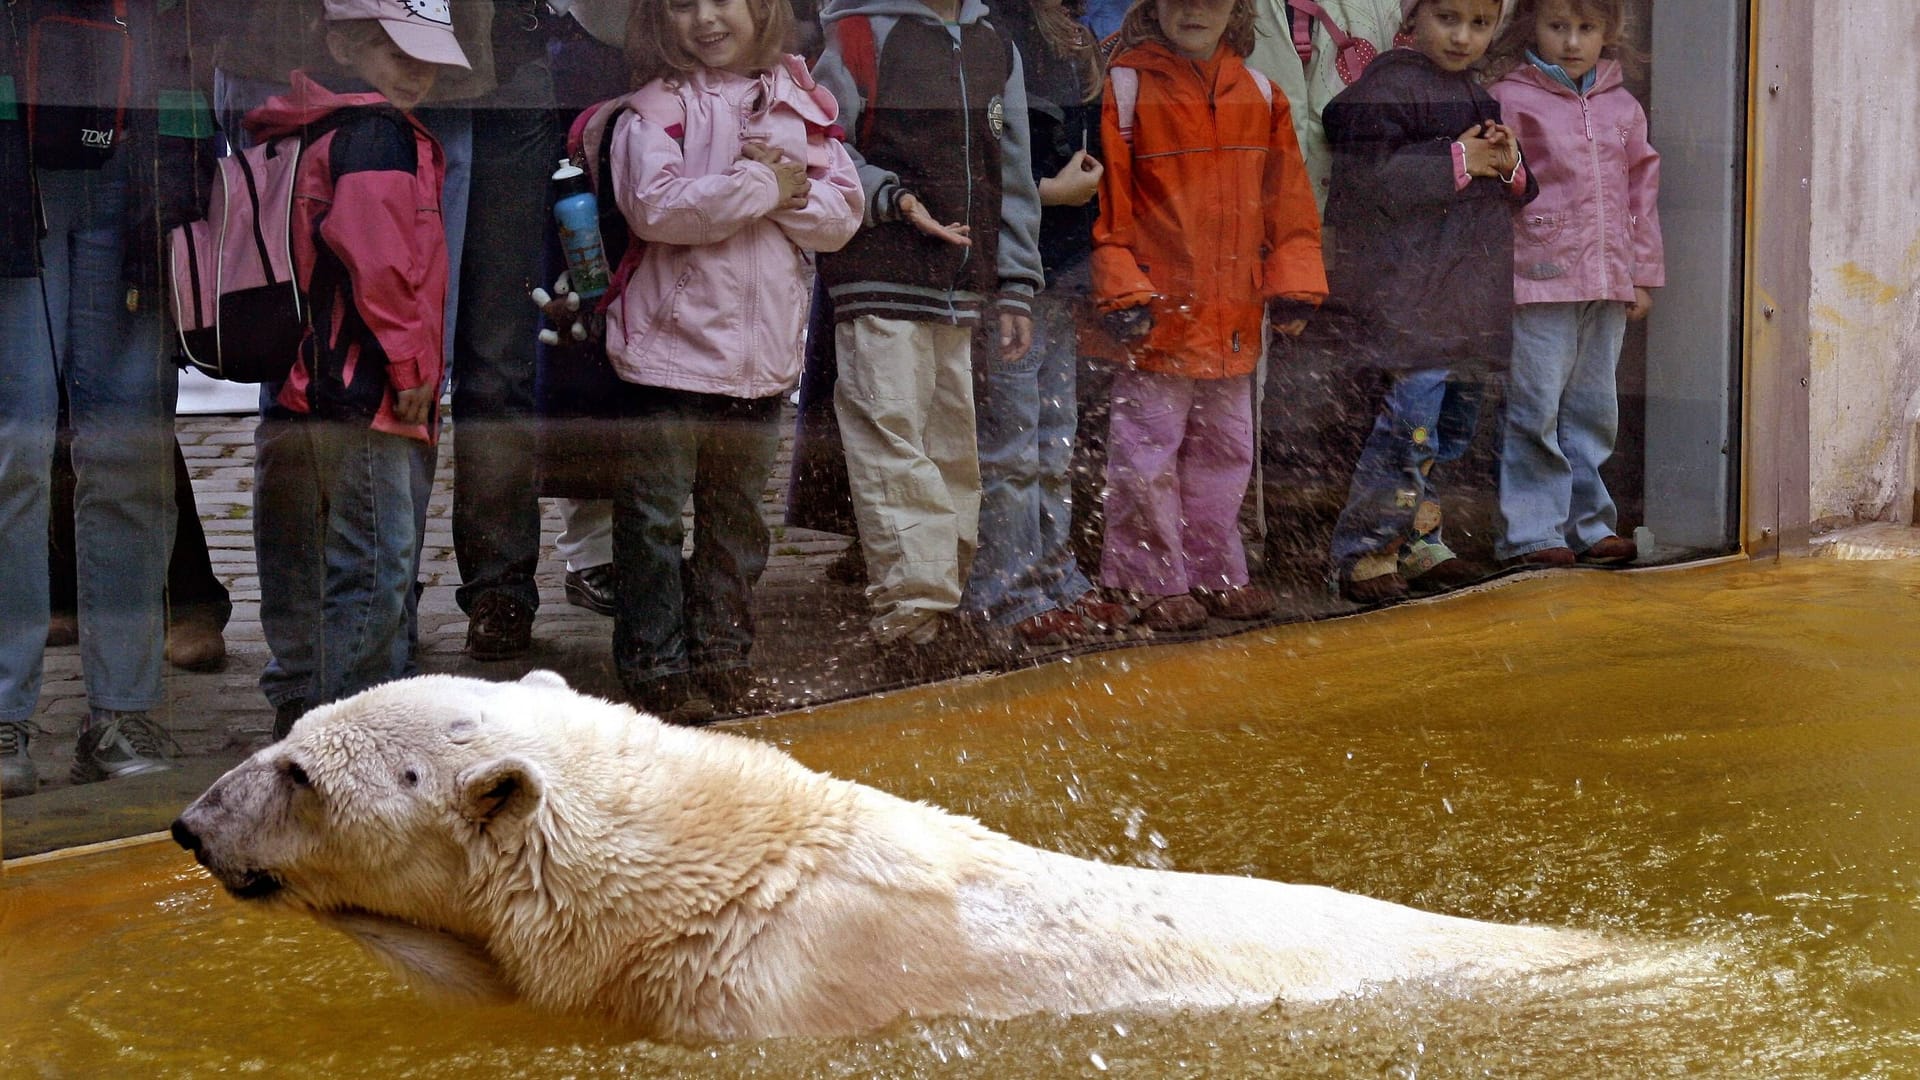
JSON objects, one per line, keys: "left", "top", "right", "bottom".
{"left": 1321, "top": 0, "right": 1535, "bottom": 604}
{"left": 960, "top": 0, "right": 1132, "bottom": 648}
{"left": 1486, "top": 0, "right": 1662, "bottom": 567}
{"left": 1090, "top": 0, "right": 1327, "bottom": 632}
{"left": 248, "top": 0, "right": 465, "bottom": 730}
{"left": 812, "top": 0, "right": 1046, "bottom": 660}
{"left": 608, "top": 0, "right": 863, "bottom": 720}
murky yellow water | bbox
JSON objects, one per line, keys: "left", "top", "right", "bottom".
{"left": 5, "top": 558, "right": 1919, "bottom": 1078}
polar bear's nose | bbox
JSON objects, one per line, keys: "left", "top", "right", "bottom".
{"left": 171, "top": 817, "right": 202, "bottom": 854}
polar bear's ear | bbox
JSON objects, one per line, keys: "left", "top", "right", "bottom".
{"left": 455, "top": 757, "right": 544, "bottom": 827}
{"left": 519, "top": 669, "right": 570, "bottom": 691}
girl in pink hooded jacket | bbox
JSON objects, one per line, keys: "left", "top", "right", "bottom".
{"left": 1486, "top": 0, "right": 1663, "bottom": 569}
{"left": 606, "top": 0, "right": 863, "bottom": 722}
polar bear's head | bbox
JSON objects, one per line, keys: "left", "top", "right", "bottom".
{"left": 172, "top": 670, "right": 636, "bottom": 999}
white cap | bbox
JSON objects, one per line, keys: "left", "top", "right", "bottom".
{"left": 323, "top": 0, "right": 472, "bottom": 70}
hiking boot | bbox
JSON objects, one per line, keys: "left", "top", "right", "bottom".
{"left": 564, "top": 564, "right": 616, "bottom": 616}
{"left": 627, "top": 673, "right": 717, "bottom": 727}
{"left": 824, "top": 544, "right": 867, "bottom": 586}
{"left": 72, "top": 710, "right": 178, "bottom": 785}
{"left": 465, "top": 592, "right": 534, "bottom": 660}
{"left": 45, "top": 610, "right": 77, "bottom": 648}
{"left": 1577, "top": 534, "right": 1637, "bottom": 566}
{"left": 1192, "top": 583, "right": 1277, "bottom": 621}
{"left": 1, "top": 721, "right": 40, "bottom": 798}
{"left": 697, "top": 667, "right": 786, "bottom": 717}
{"left": 272, "top": 698, "right": 308, "bottom": 741}
{"left": 166, "top": 617, "right": 227, "bottom": 671}
{"left": 1509, "top": 546, "right": 1577, "bottom": 568}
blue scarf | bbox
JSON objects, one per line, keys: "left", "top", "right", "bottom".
{"left": 1526, "top": 49, "right": 1598, "bottom": 95}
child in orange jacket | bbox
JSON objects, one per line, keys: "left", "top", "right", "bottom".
{"left": 1091, "top": 0, "right": 1327, "bottom": 631}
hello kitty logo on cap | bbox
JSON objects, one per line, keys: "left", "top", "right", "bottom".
{"left": 324, "top": 0, "right": 473, "bottom": 70}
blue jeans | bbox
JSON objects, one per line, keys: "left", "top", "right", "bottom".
{"left": 963, "top": 295, "right": 1093, "bottom": 626}
{"left": 451, "top": 59, "right": 562, "bottom": 616}
{"left": 0, "top": 166, "right": 175, "bottom": 721}
{"left": 256, "top": 418, "right": 418, "bottom": 710}
{"left": 612, "top": 389, "right": 783, "bottom": 688}
{"left": 1497, "top": 301, "right": 1628, "bottom": 559}
{"left": 1329, "top": 368, "right": 1483, "bottom": 574}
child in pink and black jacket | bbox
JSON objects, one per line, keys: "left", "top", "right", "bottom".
{"left": 247, "top": 1, "right": 466, "bottom": 729}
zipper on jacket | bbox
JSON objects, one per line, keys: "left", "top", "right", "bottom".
{"left": 952, "top": 31, "right": 972, "bottom": 324}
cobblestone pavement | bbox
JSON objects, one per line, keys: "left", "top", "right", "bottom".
{"left": 15, "top": 406, "right": 1352, "bottom": 856}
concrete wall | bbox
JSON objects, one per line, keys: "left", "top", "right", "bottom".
{"left": 1807, "top": 1, "right": 1920, "bottom": 526}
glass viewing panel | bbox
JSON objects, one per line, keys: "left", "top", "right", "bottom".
{"left": 0, "top": 0, "right": 1745, "bottom": 854}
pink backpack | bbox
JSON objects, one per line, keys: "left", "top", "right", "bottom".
{"left": 168, "top": 110, "right": 380, "bottom": 383}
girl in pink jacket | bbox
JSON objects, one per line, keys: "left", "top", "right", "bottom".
{"left": 1487, "top": 0, "right": 1662, "bottom": 568}
{"left": 608, "top": 0, "right": 863, "bottom": 722}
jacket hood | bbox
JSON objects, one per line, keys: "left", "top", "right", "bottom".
{"left": 820, "top": 0, "right": 993, "bottom": 27}
{"left": 1497, "top": 58, "right": 1625, "bottom": 98}
{"left": 245, "top": 71, "right": 397, "bottom": 142}
{"left": 1109, "top": 40, "right": 1223, "bottom": 78}
{"left": 681, "top": 57, "right": 840, "bottom": 128}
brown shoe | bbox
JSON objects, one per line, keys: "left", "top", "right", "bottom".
{"left": 1192, "top": 583, "right": 1276, "bottom": 620}
{"left": 1070, "top": 592, "right": 1135, "bottom": 634}
{"left": 166, "top": 619, "right": 227, "bottom": 671}
{"left": 1138, "top": 593, "right": 1209, "bottom": 632}
{"left": 1012, "top": 608, "right": 1090, "bottom": 647}
{"left": 1510, "top": 546, "right": 1577, "bottom": 568}
{"left": 1577, "top": 535, "right": 1637, "bottom": 565}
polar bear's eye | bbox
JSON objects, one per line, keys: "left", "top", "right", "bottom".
{"left": 403, "top": 768, "right": 420, "bottom": 787}
{"left": 284, "top": 761, "right": 311, "bottom": 788}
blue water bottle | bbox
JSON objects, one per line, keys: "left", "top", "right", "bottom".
{"left": 552, "top": 158, "right": 610, "bottom": 301}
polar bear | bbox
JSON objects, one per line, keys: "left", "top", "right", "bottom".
{"left": 173, "top": 672, "right": 1610, "bottom": 1043}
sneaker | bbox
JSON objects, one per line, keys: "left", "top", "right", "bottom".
{"left": 1191, "top": 583, "right": 1277, "bottom": 621}
{"left": 564, "top": 564, "right": 616, "bottom": 616}
{"left": 45, "top": 611, "right": 77, "bottom": 648}
{"left": 166, "top": 617, "right": 227, "bottom": 671}
{"left": 1339, "top": 551, "right": 1408, "bottom": 605}
{"left": 465, "top": 592, "right": 534, "bottom": 660}
{"left": 1400, "top": 539, "right": 1482, "bottom": 594}
{"left": 627, "top": 673, "right": 717, "bottom": 727}
{"left": 1509, "top": 546, "right": 1577, "bottom": 568}
{"left": 72, "top": 710, "right": 178, "bottom": 785}
{"left": 1, "top": 721, "right": 40, "bottom": 798}
{"left": 272, "top": 698, "right": 308, "bottom": 741}
{"left": 1137, "top": 593, "right": 1209, "bottom": 632}
{"left": 1577, "top": 535, "right": 1637, "bottom": 565}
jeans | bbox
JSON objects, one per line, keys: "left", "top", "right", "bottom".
{"left": 452, "top": 59, "right": 562, "bottom": 616}
{"left": 1497, "top": 301, "right": 1629, "bottom": 559}
{"left": 1099, "top": 369, "right": 1256, "bottom": 596}
{"left": 612, "top": 388, "right": 783, "bottom": 689}
{"left": 0, "top": 166, "right": 175, "bottom": 721}
{"left": 220, "top": 74, "right": 476, "bottom": 691}
{"left": 1329, "top": 367, "right": 1484, "bottom": 574}
{"left": 256, "top": 418, "right": 419, "bottom": 710}
{"left": 964, "top": 295, "right": 1092, "bottom": 626}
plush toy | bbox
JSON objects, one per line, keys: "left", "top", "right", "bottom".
{"left": 532, "top": 271, "right": 594, "bottom": 347}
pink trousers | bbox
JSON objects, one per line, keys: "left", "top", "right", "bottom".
{"left": 1098, "top": 369, "right": 1255, "bottom": 596}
